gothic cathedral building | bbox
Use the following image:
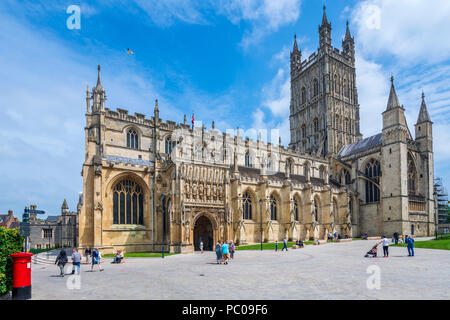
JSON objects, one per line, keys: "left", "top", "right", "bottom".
{"left": 78, "top": 7, "right": 435, "bottom": 253}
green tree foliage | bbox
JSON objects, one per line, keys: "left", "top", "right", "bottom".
{"left": 0, "top": 227, "right": 24, "bottom": 295}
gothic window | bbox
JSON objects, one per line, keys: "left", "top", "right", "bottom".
{"left": 242, "top": 192, "right": 252, "bottom": 220}
{"left": 286, "top": 159, "right": 293, "bottom": 175}
{"left": 165, "top": 137, "right": 172, "bottom": 154}
{"left": 408, "top": 153, "right": 417, "bottom": 195}
{"left": 319, "top": 166, "right": 325, "bottom": 180}
{"left": 343, "top": 169, "right": 351, "bottom": 185}
{"left": 313, "top": 198, "right": 319, "bottom": 221}
{"left": 301, "top": 87, "right": 306, "bottom": 104}
{"left": 335, "top": 115, "right": 340, "bottom": 131}
{"left": 127, "top": 129, "right": 138, "bottom": 150}
{"left": 334, "top": 75, "right": 340, "bottom": 94}
{"left": 267, "top": 155, "right": 272, "bottom": 170}
{"left": 313, "top": 79, "right": 319, "bottom": 96}
{"left": 294, "top": 198, "right": 299, "bottom": 221}
{"left": 365, "top": 159, "right": 381, "bottom": 203}
{"left": 270, "top": 195, "right": 278, "bottom": 220}
{"left": 113, "top": 179, "right": 144, "bottom": 225}
{"left": 302, "top": 124, "right": 306, "bottom": 138}
{"left": 345, "top": 118, "right": 350, "bottom": 133}
{"left": 344, "top": 79, "right": 349, "bottom": 98}
{"left": 245, "top": 151, "right": 252, "bottom": 168}
{"left": 313, "top": 118, "right": 319, "bottom": 133}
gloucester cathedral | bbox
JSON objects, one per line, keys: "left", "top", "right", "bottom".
{"left": 78, "top": 8, "right": 435, "bottom": 253}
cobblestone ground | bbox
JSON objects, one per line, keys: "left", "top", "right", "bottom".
{"left": 31, "top": 240, "right": 450, "bottom": 300}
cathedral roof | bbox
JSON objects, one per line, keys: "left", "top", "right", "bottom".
{"left": 417, "top": 92, "right": 431, "bottom": 123}
{"left": 338, "top": 133, "right": 382, "bottom": 158}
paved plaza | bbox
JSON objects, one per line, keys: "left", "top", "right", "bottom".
{"left": 31, "top": 240, "right": 450, "bottom": 300}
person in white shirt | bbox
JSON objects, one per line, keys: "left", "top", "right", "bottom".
{"left": 378, "top": 236, "right": 390, "bottom": 257}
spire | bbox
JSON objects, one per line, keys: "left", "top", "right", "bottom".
{"left": 417, "top": 92, "right": 431, "bottom": 123}
{"left": 345, "top": 20, "right": 352, "bottom": 39}
{"left": 61, "top": 199, "right": 69, "bottom": 214}
{"left": 95, "top": 65, "right": 104, "bottom": 91}
{"left": 386, "top": 76, "right": 401, "bottom": 110}
{"left": 322, "top": 5, "right": 330, "bottom": 26}
{"left": 293, "top": 34, "right": 299, "bottom": 52}
{"left": 154, "top": 99, "right": 159, "bottom": 120}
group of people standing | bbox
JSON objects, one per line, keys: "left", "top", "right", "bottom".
{"left": 214, "top": 240, "right": 235, "bottom": 265}
{"left": 376, "top": 234, "right": 415, "bottom": 258}
{"left": 55, "top": 247, "right": 104, "bottom": 276}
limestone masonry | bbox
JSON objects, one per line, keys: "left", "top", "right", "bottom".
{"left": 78, "top": 7, "right": 435, "bottom": 254}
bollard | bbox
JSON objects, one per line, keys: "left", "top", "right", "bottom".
{"left": 10, "top": 252, "right": 34, "bottom": 300}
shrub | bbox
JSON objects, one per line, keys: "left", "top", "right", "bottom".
{"left": 0, "top": 227, "right": 24, "bottom": 295}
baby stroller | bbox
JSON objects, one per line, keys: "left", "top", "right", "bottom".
{"left": 364, "top": 244, "right": 378, "bottom": 258}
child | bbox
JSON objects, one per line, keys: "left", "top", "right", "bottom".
{"left": 275, "top": 241, "right": 278, "bottom": 251}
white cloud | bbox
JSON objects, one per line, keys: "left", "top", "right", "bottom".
{"left": 218, "top": 0, "right": 302, "bottom": 47}
{"left": 352, "top": 0, "right": 450, "bottom": 64}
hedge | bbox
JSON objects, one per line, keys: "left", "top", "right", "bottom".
{"left": 0, "top": 227, "right": 24, "bottom": 295}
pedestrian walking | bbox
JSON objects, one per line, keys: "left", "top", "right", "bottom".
{"left": 84, "top": 246, "right": 92, "bottom": 264}
{"left": 200, "top": 241, "right": 204, "bottom": 253}
{"left": 230, "top": 241, "right": 235, "bottom": 259}
{"left": 71, "top": 248, "right": 82, "bottom": 275}
{"left": 275, "top": 240, "right": 278, "bottom": 251}
{"left": 91, "top": 248, "right": 104, "bottom": 271}
{"left": 221, "top": 241, "right": 230, "bottom": 265}
{"left": 378, "top": 235, "right": 389, "bottom": 257}
{"left": 282, "top": 238, "right": 288, "bottom": 251}
{"left": 405, "top": 235, "right": 415, "bottom": 256}
{"left": 55, "top": 249, "right": 68, "bottom": 277}
{"left": 215, "top": 241, "right": 222, "bottom": 264}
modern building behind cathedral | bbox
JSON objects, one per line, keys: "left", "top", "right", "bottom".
{"left": 78, "top": 7, "right": 435, "bottom": 253}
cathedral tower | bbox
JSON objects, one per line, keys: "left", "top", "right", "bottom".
{"left": 289, "top": 7, "right": 362, "bottom": 157}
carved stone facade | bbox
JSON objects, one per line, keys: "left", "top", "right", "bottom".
{"left": 78, "top": 8, "right": 435, "bottom": 254}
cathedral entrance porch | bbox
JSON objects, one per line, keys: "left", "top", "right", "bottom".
{"left": 194, "top": 215, "right": 214, "bottom": 251}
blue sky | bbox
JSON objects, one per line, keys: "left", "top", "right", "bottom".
{"left": 1, "top": 0, "right": 449, "bottom": 218}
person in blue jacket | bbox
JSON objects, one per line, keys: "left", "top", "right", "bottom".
{"left": 405, "top": 234, "right": 415, "bottom": 257}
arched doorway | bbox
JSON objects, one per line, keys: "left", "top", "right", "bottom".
{"left": 194, "top": 215, "right": 213, "bottom": 251}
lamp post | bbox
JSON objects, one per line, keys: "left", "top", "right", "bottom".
{"left": 160, "top": 193, "right": 166, "bottom": 258}
{"left": 259, "top": 199, "right": 263, "bottom": 251}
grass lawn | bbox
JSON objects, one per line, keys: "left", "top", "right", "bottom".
{"left": 391, "top": 236, "right": 450, "bottom": 250}
{"left": 236, "top": 241, "right": 314, "bottom": 251}
{"left": 103, "top": 252, "right": 178, "bottom": 258}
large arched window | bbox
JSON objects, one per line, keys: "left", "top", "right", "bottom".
{"left": 301, "top": 124, "right": 306, "bottom": 138}
{"left": 242, "top": 192, "right": 252, "bottom": 220}
{"left": 270, "top": 195, "right": 278, "bottom": 220}
{"left": 113, "top": 179, "right": 144, "bottom": 225}
{"left": 245, "top": 151, "right": 252, "bottom": 168}
{"left": 319, "top": 166, "right": 326, "bottom": 180}
{"left": 365, "top": 159, "right": 381, "bottom": 203}
{"left": 165, "top": 137, "right": 172, "bottom": 154}
{"left": 127, "top": 129, "right": 138, "bottom": 150}
{"left": 408, "top": 153, "right": 417, "bottom": 195}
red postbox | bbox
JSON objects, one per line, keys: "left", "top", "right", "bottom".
{"left": 10, "top": 252, "right": 34, "bottom": 300}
